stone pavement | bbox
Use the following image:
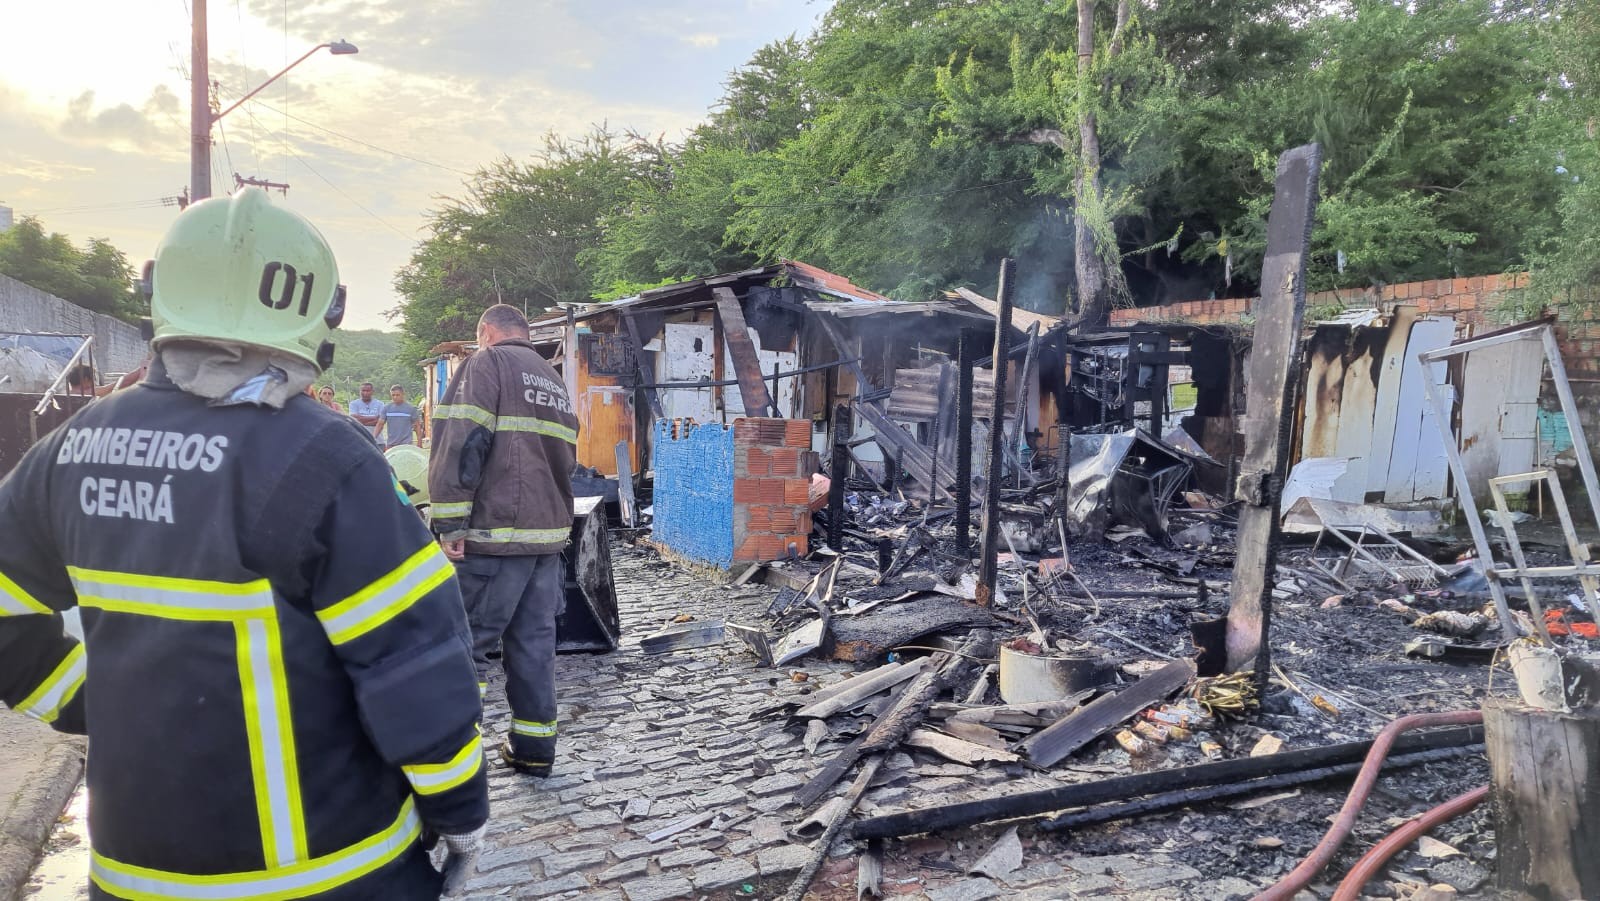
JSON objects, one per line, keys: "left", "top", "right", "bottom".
{"left": 1, "top": 700, "right": 84, "bottom": 900}
{"left": 461, "top": 546, "right": 1259, "bottom": 900}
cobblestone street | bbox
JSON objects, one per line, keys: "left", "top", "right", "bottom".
{"left": 463, "top": 544, "right": 1240, "bottom": 901}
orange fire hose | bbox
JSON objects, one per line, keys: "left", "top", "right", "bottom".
{"left": 1330, "top": 785, "right": 1489, "bottom": 901}
{"left": 1253, "top": 710, "right": 1485, "bottom": 901}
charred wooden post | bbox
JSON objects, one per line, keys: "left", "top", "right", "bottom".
{"left": 977, "top": 260, "right": 1016, "bottom": 606}
{"left": 829, "top": 404, "right": 852, "bottom": 551}
{"left": 1225, "top": 144, "right": 1321, "bottom": 678}
{"left": 955, "top": 328, "right": 980, "bottom": 556}
{"left": 1484, "top": 698, "right": 1600, "bottom": 898}
{"left": 852, "top": 724, "right": 1484, "bottom": 840}
{"left": 713, "top": 286, "right": 776, "bottom": 417}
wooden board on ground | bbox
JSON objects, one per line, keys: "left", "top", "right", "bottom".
{"left": 828, "top": 598, "right": 996, "bottom": 662}
{"left": 907, "top": 728, "right": 1020, "bottom": 765}
{"left": 1017, "top": 659, "right": 1196, "bottom": 767}
{"left": 794, "top": 659, "right": 933, "bottom": 719}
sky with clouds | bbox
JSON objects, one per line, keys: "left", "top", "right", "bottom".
{"left": 0, "top": 0, "right": 826, "bottom": 330}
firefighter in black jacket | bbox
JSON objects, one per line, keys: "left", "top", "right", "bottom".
{"left": 0, "top": 187, "right": 489, "bottom": 899}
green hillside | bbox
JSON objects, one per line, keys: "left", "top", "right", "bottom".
{"left": 319, "top": 329, "right": 423, "bottom": 403}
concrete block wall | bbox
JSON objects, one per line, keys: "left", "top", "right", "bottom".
{"left": 731, "top": 418, "right": 814, "bottom": 563}
{"left": 651, "top": 420, "right": 736, "bottom": 568}
{"left": 0, "top": 274, "right": 147, "bottom": 374}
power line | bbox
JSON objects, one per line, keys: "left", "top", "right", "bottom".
{"left": 242, "top": 98, "right": 476, "bottom": 176}
{"left": 28, "top": 198, "right": 176, "bottom": 216}
{"left": 291, "top": 151, "right": 413, "bottom": 241}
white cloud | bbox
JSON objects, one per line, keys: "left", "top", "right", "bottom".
{"left": 0, "top": 0, "right": 827, "bottom": 332}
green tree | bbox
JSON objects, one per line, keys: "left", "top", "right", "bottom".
{"left": 320, "top": 329, "right": 422, "bottom": 403}
{"left": 1200, "top": 1, "right": 1559, "bottom": 292}
{"left": 391, "top": 128, "right": 648, "bottom": 358}
{"left": 1524, "top": 0, "right": 1600, "bottom": 308}
{"left": 585, "top": 38, "right": 815, "bottom": 294}
{"left": 0, "top": 217, "right": 144, "bottom": 322}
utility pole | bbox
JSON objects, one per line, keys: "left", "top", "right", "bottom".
{"left": 190, "top": 0, "right": 211, "bottom": 201}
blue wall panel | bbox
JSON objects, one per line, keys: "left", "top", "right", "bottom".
{"left": 652, "top": 420, "right": 735, "bottom": 567}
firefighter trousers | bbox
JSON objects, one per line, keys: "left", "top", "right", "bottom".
{"left": 456, "top": 552, "right": 564, "bottom": 765}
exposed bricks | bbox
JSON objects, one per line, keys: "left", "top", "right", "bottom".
{"left": 733, "top": 478, "right": 759, "bottom": 504}
{"left": 768, "top": 446, "right": 801, "bottom": 477}
{"left": 729, "top": 418, "right": 816, "bottom": 564}
{"left": 784, "top": 480, "right": 811, "bottom": 506}
{"left": 785, "top": 419, "right": 811, "bottom": 448}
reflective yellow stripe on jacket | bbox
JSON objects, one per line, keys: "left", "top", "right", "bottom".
{"left": 402, "top": 730, "right": 484, "bottom": 796}
{"left": 0, "top": 572, "right": 52, "bottom": 616}
{"left": 497, "top": 416, "right": 578, "bottom": 445}
{"left": 464, "top": 527, "right": 570, "bottom": 546}
{"left": 316, "top": 544, "right": 453, "bottom": 645}
{"left": 16, "top": 644, "right": 86, "bottom": 724}
{"left": 68, "top": 568, "right": 310, "bottom": 868}
{"left": 430, "top": 501, "right": 473, "bottom": 520}
{"left": 90, "top": 797, "right": 421, "bottom": 901}
{"left": 435, "top": 405, "right": 576, "bottom": 445}
{"left": 432, "top": 404, "right": 496, "bottom": 429}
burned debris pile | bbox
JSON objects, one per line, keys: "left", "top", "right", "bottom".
{"left": 564, "top": 156, "right": 1600, "bottom": 897}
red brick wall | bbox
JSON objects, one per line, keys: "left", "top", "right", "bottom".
{"left": 1106, "top": 273, "right": 1536, "bottom": 330}
{"left": 731, "top": 418, "right": 814, "bottom": 562}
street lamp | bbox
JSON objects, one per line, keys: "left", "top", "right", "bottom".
{"left": 190, "top": 0, "right": 358, "bottom": 201}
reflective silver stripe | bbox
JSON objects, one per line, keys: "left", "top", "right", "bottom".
{"left": 497, "top": 416, "right": 578, "bottom": 444}
{"left": 89, "top": 798, "right": 421, "bottom": 901}
{"left": 241, "top": 619, "right": 298, "bottom": 867}
{"left": 17, "top": 644, "right": 86, "bottom": 723}
{"left": 430, "top": 501, "right": 473, "bottom": 519}
{"left": 317, "top": 548, "right": 452, "bottom": 645}
{"left": 512, "top": 719, "right": 556, "bottom": 738}
{"left": 465, "top": 527, "right": 570, "bottom": 545}
{"left": 0, "top": 573, "right": 49, "bottom": 616}
{"left": 403, "top": 737, "right": 484, "bottom": 795}
{"left": 433, "top": 404, "right": 496, "bottom": 429}
{"left": 68, "top": 570, "right": 275, "bottom": 616}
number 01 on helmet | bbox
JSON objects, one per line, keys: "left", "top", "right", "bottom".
{"left": 147, "top": 187, "right": 348, "bottom": 371}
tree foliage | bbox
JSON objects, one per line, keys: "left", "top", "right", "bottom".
{"left": 390, "top": 129, "right": 649, "bottom": 358}
{"left": 393, "top": 0, "right": 1595, "bottom": 335}
{"left": 0, "top": 217, "right": 145, "bottom": 322}
{"left": 321, "top": 328, "right": 422, "bottom": 402}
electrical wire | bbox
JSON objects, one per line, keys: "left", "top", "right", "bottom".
{"left": 28, "top": 198, "right": 175, "bottom": 215}
{"left": 243, "top": 98, "right": 475, "bottom": 176}
{"left": 291, "top": 152, "right": 412, "bottom": 241}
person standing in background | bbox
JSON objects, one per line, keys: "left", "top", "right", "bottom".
{"left": 317, "top": 385, "right": 343, "bottom": 412}
{"left": 378, "top": 385, "right": 426, "bottom": 448}
{"left": 349, "top": 381, "right": 383, "bottom": 435}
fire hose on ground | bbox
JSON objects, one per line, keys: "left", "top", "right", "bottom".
{"left": 1253, "top": 710, "right": 1485, "bottom": 901}
{"left": 1330, "top": 784, "right": 1490, "bottom": 901}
